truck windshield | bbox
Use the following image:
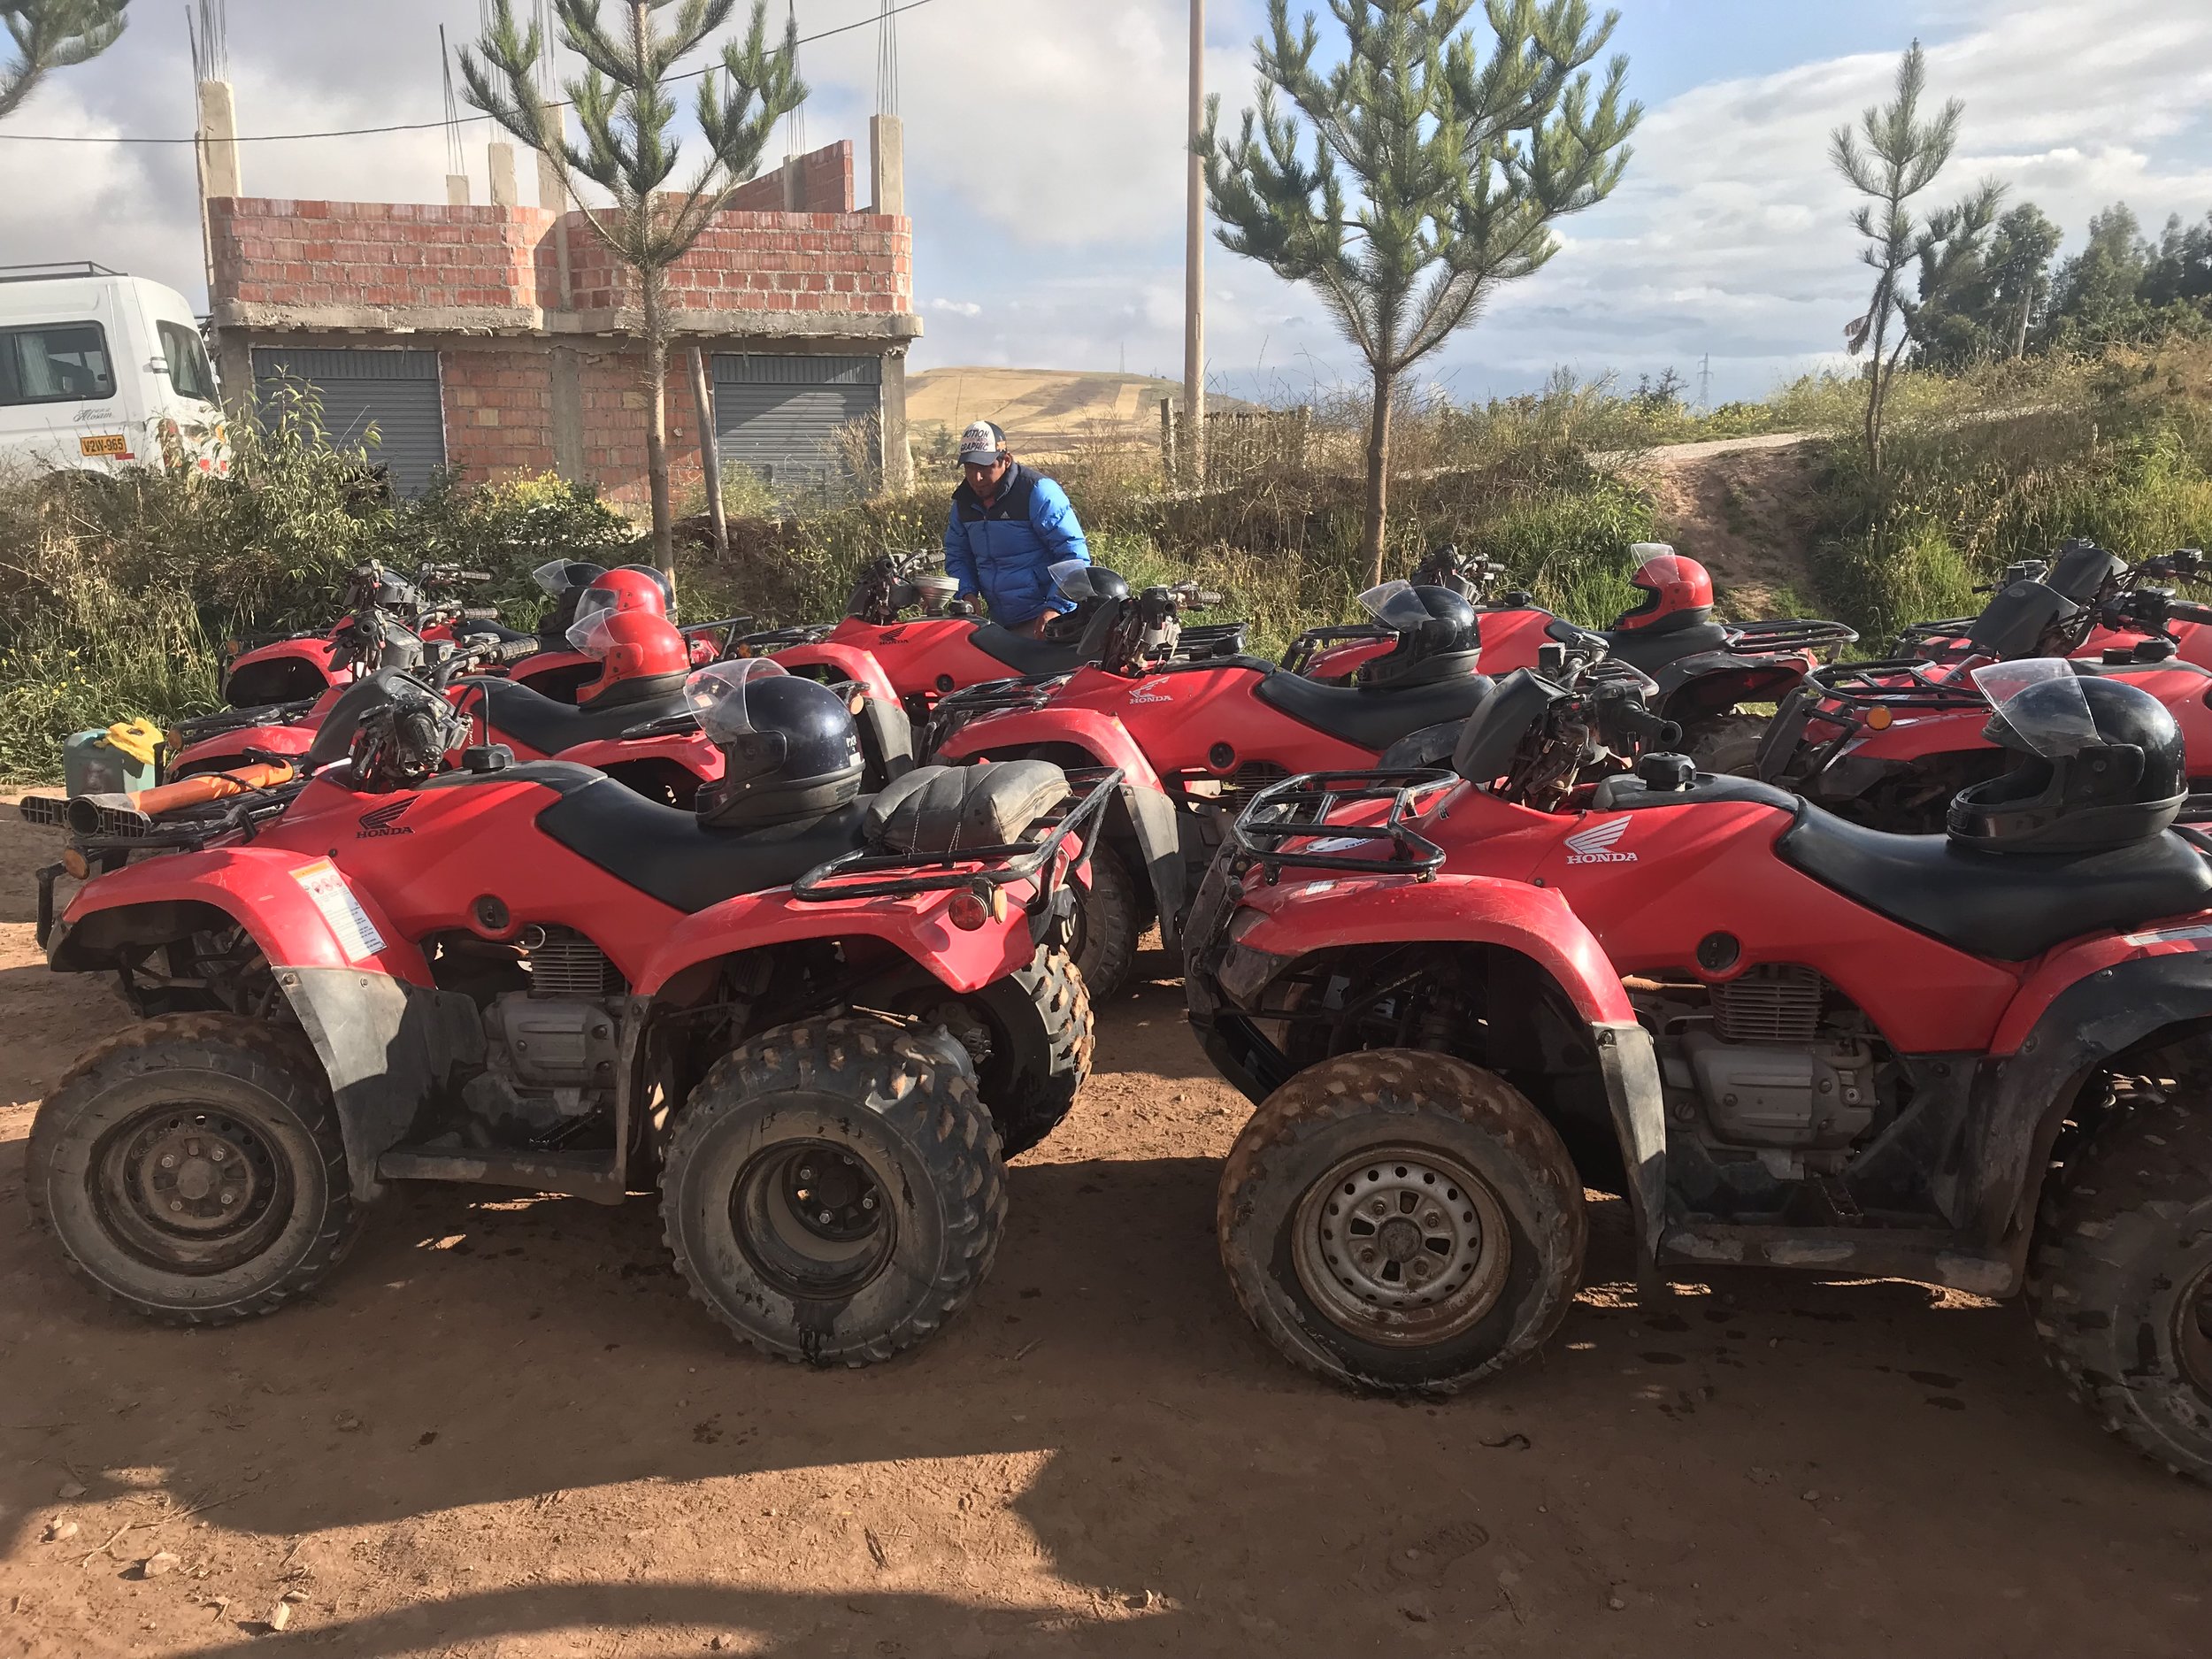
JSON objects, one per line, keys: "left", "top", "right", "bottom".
{"left": 157, "top": 320, "right": 218, "bottom": 403}
{"left": 0, "top": 322, "right": 117, "bottom": 405}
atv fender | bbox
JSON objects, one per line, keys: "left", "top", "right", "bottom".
{"left": 634, "top": 887, "right": 1044, "bottom": 1001}
{"left": 932, "top": 710, "right": 1184, "bottom": 932}
{"left": 558, "top": 732, "right": 723, "bottom": 780}
{"left": 1974, "top": 931, "right": 2212, "bottom": 1243}
{"left": 49, "top": 851, "right": 472, "bottom": 1203}
{"left": 767, "top": 641, "right": 900, "bottom": 706}
{"left": 1215, "top": 873, "right": 1665, "bottom": 1258}
{"left": 1654, "top": 659, "right": 1806, "bottom": 724}
{"left": 167, "top": 721, "right": 318, "bottom": 779}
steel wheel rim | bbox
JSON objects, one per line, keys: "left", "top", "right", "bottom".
{"left": 93, "top": 1103, "right": 292, "bottom": 1275}
{"left": 1291, "top": 1144, "right": 1510, "bottom": 1348}
{"left": 731, "top": 1139, "right": 896, "bottom": 1301}
{"left": 2181, "top": 1260, "right": 2212, "bottom": 1395}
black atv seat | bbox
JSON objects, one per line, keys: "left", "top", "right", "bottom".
{"left": 1254, "top": 669, "right": 1496, "bottom": 753}
{"left": 464, "top": 676, "right": 692, "bottom": 757}
{"left": 538, "top": 779, "right": 872, "bottom": 912}
{"left": 1779, "top": 807, "right": 2212, "bottom": 961}
{"left": 1603, "top": 622, "right": 1733, "bottom": 677}
{"left": 971, "top": 626, "right": 1086, "bottom": 676}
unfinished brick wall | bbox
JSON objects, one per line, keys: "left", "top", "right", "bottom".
{"left": 722, "top": 142, "right": 855, "bottom": 213}
{"left": 207, "top": 141, "right": 905, "bottom": 321}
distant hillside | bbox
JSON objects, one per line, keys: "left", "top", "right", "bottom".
{"left": 907, "top": 366, "right": 1252, "bottom": 458}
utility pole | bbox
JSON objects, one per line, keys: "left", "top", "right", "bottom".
{"left": 1184, "top": 0, "right": 1205, "bottom": 487}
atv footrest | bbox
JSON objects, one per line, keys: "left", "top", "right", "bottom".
{"left": 376, "top": 1145, "right": 625, "bottom": 1204}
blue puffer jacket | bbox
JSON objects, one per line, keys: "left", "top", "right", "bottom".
{"left": 942, "top": 464, "right": 1091, "bottom": 627}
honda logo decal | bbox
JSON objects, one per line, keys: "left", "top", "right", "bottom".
{"left": 1563, "top": 817, "right": 1634, "bottom": 865}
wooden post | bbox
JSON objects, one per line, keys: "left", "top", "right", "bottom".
{"left": 1159, "top": 397, "right": 1179, "bottom": 484}
{"left": 689, "top": 347, "right": 729, "bottom": 559}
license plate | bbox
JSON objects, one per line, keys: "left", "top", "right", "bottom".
{"left": 79, "top": 434, "right": 131, "bottom": 457}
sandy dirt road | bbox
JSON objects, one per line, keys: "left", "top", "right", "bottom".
{"left": 0, "top": 802, "right": 2204, "bottom": 1657}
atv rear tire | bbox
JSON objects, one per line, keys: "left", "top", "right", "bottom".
{"left": 661, "top": 1017, "right": 1007, "bottom": 1366}
{"left": 1071, "top": 840, "right": 1140, "bottom": 1000}
{"left": 1218, "top": 1050, "right": 1586, "bottom": 1392}
{"left": 25, "top": 1013, "right": 359, "bottom": 1325}
{"left": 890, "top": 945, "right": 1094, "bottom": 1157}
{"left": 2027, "top": 1094, "right": 2212, "bottom": 1481}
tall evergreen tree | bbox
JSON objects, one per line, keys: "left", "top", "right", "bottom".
{"left": 1832, "top": 41, "right": 2000, "bottom": 475}
{"left": 2042, "top": 204, "right": 2155, "bottom": 349}
{"left": 463, "top": 0, "right": 805, "bottom": 579}
{"left": 1912, "top": 202, "right": 2061, "bottom": 370}
{"left": 0, "top": 0, "right": 127, "bottom": 119}
{"left": 1202, "top": 0, "right": 1640, "bottom": 584}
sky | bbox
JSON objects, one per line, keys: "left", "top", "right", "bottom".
{"left": 4, "top": 0, "right": 2210, "bottom": 408}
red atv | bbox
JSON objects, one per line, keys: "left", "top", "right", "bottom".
{"left": 23, "top": 661, "right": 1106, "bottom": 1363}
{"left": 925, "top": 571, "right": 1502, "bottom": 995}
{"left": 739, "top": 550, "right": 1249, "bottom": 724}
{"left": 1755, "top": 550, "right": 2212, "bottom": 830}
{"left": 1290, "top": 544, "right": 1855, "bottom": 769}
{"left": 1184, "top": 632, "right": 2212, "bottom": 1480}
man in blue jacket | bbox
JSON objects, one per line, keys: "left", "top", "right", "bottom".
{"left": 943, "top": 421, "right": 1091, "bottom": 634}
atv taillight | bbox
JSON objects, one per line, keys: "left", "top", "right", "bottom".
{"left": 947, "top": 881, "right": 1006, "bottom": 932}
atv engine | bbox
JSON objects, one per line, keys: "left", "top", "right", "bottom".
{"left": 1637, "top": 965, "right": 1888, "bottom": 1169}
{"left": 457, "top": 927, "right": 625, "bottom": 1148}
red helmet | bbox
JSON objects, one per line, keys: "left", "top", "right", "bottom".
{"left": 574, "top": 566, "right": 672, "bottom": 629}
{"left": 1614, "top": 545, "right": 1714, "bottom": 633}
{"left": 567, "top": 608, "right": 691, "bottom": 706}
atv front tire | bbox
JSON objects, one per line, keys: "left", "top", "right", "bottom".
{"left": 661, "top": 1017, "right": 1007, "bottom": 1366}
{"left": 2028, "top": 1094, "right": 2212, "bottom": 1481}
{"left": 1683, "top": 712, "right": 1769, "bottom": 777}
{"left": 1218, "top": 1050, "right": 1586, "bottom": 1392}
{"left": 25, "top": 1013, "right": 359, "bottom": 1325}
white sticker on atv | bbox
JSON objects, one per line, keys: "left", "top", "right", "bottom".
{"left": 293, "top": 859, "right": 386, "bottom": 961}
{"left": 1301, "top": 836, "right": 1368, "bottom": 854}
{"left": 2123, "top": 923, "right": 2212, "bottom": 948}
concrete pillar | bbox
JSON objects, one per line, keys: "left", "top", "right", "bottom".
{"left": 537, "top": 150, "right": 565, "bottom": 210}
{"left": 488, "top": 142, "right": 518, "bottom": 207}
{"left": 550, "top": 345, "right": 587, "bottom": 484}
{"left": 869, "top": 115, "right": 905, "bottom": 216}
{"left": 880, "top": 349, "right": 912, "bottom": 492}
{"left": 780, "top": 155, "right": 803, "bottom": 213}
{"left": 447, "top": 173, "right": 472, "bottom": 207}
{"left": 196, "top": 80, "right": 242, "bottom": 196}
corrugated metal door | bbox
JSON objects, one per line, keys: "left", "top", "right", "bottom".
{"left": 251, "top": 347, "right": 446, "bottom": 496}
{"left": 711, "top": 354, "right": 879, "bottom": 492}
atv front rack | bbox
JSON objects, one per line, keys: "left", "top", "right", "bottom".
{"left": 728, "top": 621, "right": 836, "bottom": 656}
{"left": 1753, "top": 657, "right": 1986, "bottom": 783}
{"left": 920, "top": 672, "right": 1073, "bottom": 756}
{"left": 791, "top": 765, "right": 1122, "bottom": 907}
{"left": 170, "top": 696, "right": 320, "bottom": 741}
{"left": 1225, "top": 769, "right": 1457, "bottom": 879}
{"left": 1279, "top": 623, "right": 1388, "bottom": 677}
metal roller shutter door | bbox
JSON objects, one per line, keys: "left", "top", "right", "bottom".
{"left": 251, "top": 347, "right": 446, "bottom": 497}
{"left": 711, "top": 354, "right": 879, "bottom": 490}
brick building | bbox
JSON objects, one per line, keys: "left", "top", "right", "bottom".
{"left": 205, "top": 133, "right": 919, "bottom": 503}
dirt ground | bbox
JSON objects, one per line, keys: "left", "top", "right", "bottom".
{"left": 1639, "top": 434, "right": 1829, "bottom": 621}
{"left": 0, "top": 801, "right": 2205, "bottom": 1658}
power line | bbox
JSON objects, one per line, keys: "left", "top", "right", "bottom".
{"left": 0, "top": 0, "right": 940, "bottom": 145}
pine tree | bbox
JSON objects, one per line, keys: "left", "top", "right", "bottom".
{"left": 0, "top": 0, "right": 128, "bottom": 120}
{"left": 463, "top": 0, "right": 805, "bottom": 580}
{"left": 1202, "top": 0, "right": 1639, "bottom": 585}
{"left": 1912, "top": 203, "right": 2061, "bottom": 371}
{"left": 1832, "top": 41, "right": 2000, "bottom": 477}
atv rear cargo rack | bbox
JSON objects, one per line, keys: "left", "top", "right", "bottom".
{"left": 1725, "top": 617, "right": 1860, "bottom": 654}
{"left": 170, "top": 696, "right": 321, "bottom": 742}
{"left": 1279, "top": 623, "right": 1389, "bottom": 677}
{"left": 920, "top": 672, "right": 1073, "bottom": 755}
{"left": 1225, "top": 768, "right": 1457, "bottom": 879}
{"left": 791, "top": 766, "right": 1122, "bottom": 906}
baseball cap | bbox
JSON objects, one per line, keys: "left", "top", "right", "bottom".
{"left": 959, "top": 421, "right": 1008, "bottom": 465}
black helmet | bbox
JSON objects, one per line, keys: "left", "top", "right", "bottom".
{"left": 1948, "top": 660, "right": 2186, "bottom": 853}
{"left": 533, "top": 558, "right": 611, "bottom": 638}
{"left": 687, "top": 660, "right": 864, "bottom": 829}
{"left": 1353, "top": 580, "right": 1481, "bottom": 688}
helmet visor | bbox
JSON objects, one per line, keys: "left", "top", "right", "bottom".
{"left": 1049, "top": 559, "right": 1096, "bottom": 603}
{"left": 1358, "top": 580, "right": 1433, "bottom": 629}
{"left": 534, "top": 558, "right": 602, "bottom": 597}
{"left": 1972, "top": 658, "right": 2100, "bottom": 757}
{"left": 1630, "top": 544, "right": 1693, "bottom": 588}
{"left": 683, "top": 657, "right": 791, "bottom": 743}
{"left": 565, "top": 609, "right": 623, "bottom": 659}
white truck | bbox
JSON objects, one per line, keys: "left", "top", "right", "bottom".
{"left": 0, "top": 263, "right": 229, "bottom": 480}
